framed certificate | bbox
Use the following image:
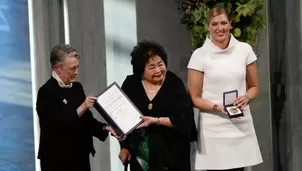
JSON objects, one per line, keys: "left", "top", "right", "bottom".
{"left": 223, "top": 90, "right": 244, "bottom": 118}
{"left": 94, "top": 82, "right": 143, "bottom": 136}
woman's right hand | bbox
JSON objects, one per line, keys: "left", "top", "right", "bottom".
{"left": 213, "top": 104, "right": 227, "bottom": 115}
{"left": 83, "top": 94, "right": 97, "bottom": 109}
{"left": 77, "top": 94, "right": 97, "bottom": 116}
{"left": 119, "top": 148, "right": 131, "bottom": 165}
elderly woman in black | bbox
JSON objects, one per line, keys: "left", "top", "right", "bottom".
{"left": 36, "top": 44, "right": 120, "bottom": 171}
{"left": 118, "top": 40, "right": 196, "bottom": 171}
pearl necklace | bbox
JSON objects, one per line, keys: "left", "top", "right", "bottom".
{"left": 142, "top": 78, "right": 165, "bottom": 110}
{"left": 142, "top": 80, "right": 162, "bottom": 94}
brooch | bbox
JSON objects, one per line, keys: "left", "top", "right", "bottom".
{"left": 148, "top": 103, "right": 153, "bottom": 110}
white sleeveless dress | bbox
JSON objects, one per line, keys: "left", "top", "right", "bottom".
{"left": 187, "top": 35, "right": 263, "bottom": 170}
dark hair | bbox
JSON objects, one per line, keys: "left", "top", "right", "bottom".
{"left": 130, "top": 40, "right": 168, "bottom": 77}
{"left": 50, "top": 44, "right": 80, "bottom": 69}
{"left": 207, "top": 7, "right": 230, "bottom": 24}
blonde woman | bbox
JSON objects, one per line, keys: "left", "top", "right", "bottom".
{"left": 187, "top": 8, "right": 263, "bottom": 171}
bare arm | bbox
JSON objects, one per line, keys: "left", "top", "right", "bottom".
{"left": 157, "top": 117, "right": 172, "bottom": 127}
{"left": 246, "top": 61, "right": 259, "bottom": 99}
{"left": 188, "top": 69, "right": 218, "bottom": 112}
{"left": 234, "top": 61, "right": 259, "bottom": 108}
{"left": 137, "top": 116, "right": 172, "bottom": 129}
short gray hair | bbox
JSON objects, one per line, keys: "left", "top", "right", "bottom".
{"left": 50, "top": 44, "right": 80, "bottom": 69}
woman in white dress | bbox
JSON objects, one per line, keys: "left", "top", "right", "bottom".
{"left": 187, "top": 8, "right": 263, "bottom": 171}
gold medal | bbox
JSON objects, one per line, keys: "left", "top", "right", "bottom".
{"left": 148, "top": 103, "right": 153, "bottom": 110}
{"left": 230, "top": 107, "right": 238, "bottom": 114}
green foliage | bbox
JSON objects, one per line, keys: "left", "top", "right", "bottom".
{"left": 176, "top": 0, "right": 266, "bottom": 50}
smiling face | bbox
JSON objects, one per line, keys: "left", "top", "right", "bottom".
{"left": 143, "top": 55, "right": 166, "bottom": 85}
{"left": 207, "top": 8, "right": 232, "bottom": 48}
{"left": 208, "top": 13, "right": 232, "bottom": 46}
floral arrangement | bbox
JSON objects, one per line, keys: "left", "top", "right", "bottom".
{"left": 176, "top": 0, "right": 266, "bottom": 50}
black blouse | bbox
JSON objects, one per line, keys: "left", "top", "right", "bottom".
{"left": 121, "top": 71, "right": 196, "bottom": 171}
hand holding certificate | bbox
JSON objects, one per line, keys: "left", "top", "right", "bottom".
{"left": 94, "top": 82, "right": 143, "bottom": 136}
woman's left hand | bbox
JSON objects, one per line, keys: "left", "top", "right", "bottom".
{"left": 137, "top": 116, "right": 157, "bottom": 129}
{"left": 233, "top": 95, "right": 250, "bottom": 109}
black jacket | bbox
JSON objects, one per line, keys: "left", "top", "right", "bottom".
{"left": 36, "top": 77, "right": 108, "bottom": 163}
